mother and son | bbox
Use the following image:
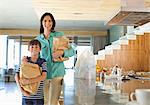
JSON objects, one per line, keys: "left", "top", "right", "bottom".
{"left": 15, "top": 12, "right": 75, "bottom": 105}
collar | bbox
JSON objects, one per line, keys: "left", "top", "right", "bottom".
{"left": 41, "top": 34, "right": 45, "bottom": 39}
{"left": 41, "top": 33, "right": 54, "bottom": 40}
{"left": 28, "top": 57, "right": 40, "bottom": 64}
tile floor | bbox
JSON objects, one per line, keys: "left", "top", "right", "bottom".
{"left": 0, "top": 69, "right": 127, "bottom": 105}
{"left": 0, "top": 69, "right": 74, "bottom": 105}
{"left": 0, "top": 82, "right": 22, "bottom": 105}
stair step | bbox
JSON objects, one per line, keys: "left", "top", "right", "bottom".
{"left": 119, "top": 36, "right": 127, "bottom": 40}
{"left": 126, "top": 34, "right": 136, "bottom": 40}
{"left": 98, "top": 50, "right": 105, "bottom": 55}
{"left": 134, "top": 30, "right": 145, "bottom": 35}
{"left": 119, "top": 40, "right": 129, "bottom": 45}
{"left": 120, "top": 34, "right": 136, "bottom": 40}
{"left": 112, "top": 44, "right": 121, "bottom": 50}
{"left": 95, "top": 54, "right": 105, "bottom": 60}
{"left": 134, "top": 22, "right": 150, "bottom": 34}
{"left": 98, "top": 50, "right": 105, "bottom": 60}
{"left": 112, "top": 40, "right": 120, "bottom": 45}
{"left": 105, "top": 45, "right": 113, "bottom": 55}
{"left": 95, "top": 22, "right": 150, "bottom": 61}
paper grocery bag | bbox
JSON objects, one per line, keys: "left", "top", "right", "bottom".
{"left": 20, "top": 63, "right": 41, "bottom": 95}
{"left": 53, "top": 36, "right": 70, "bottom": 62}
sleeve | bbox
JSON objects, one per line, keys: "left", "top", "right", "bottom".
{"left": 55, "top": 31, "right": 64, "bottom": 37}
{"left": 63, "top": 45, "right": 76, "bottom": 57}
{"left": 41, "top": 61, "right": 47, "bottom": 72}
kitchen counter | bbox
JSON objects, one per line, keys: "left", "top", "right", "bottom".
{"left": 64, "top": 74, "right": 150, "bottom": 105}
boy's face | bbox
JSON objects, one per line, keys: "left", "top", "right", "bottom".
{"left": 29, "top": 44, "right": 41, "bottom": 56}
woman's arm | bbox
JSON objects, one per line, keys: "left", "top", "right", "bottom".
{"left": 52, "top": 45, "right": 76, "bottom": 59}
{"left": 63, "top": 46, "right": 76, "bottom": 57}
{"left": 54, "top": 32, "right": 75, "bottom": 58}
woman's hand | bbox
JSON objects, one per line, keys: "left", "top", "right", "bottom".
{"left": 52, "top": 50, "right": 64, "bottom": 59}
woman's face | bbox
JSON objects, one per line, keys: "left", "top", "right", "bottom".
{"left": 42, "top": 15, "right": 53, "bottom": 31}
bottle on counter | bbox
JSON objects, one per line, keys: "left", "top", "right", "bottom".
{"left": 96, "top": 65, "right": 101, "bottom": 82}
{"left": 100, "top": 70, "right": 105, "bottom": 83}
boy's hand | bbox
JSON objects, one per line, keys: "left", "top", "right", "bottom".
{"left": 22, "top": 56, "right": 28, "bottom": 63}
{"left": 20, "top": 78, "right": 30, "bottom": 85}
{"left": 21, "top": 89, "right": 30, "bottom": 97}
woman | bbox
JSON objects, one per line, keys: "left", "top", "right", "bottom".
{"left": 36, "top": 12, "right": 75, "bottom": 105}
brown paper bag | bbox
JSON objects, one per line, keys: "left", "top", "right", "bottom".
{"left": 53, "top": 36, "right": 70, "bottom": 62}
{"left": 20, "top": 63, "right": 41, "bottom": 95}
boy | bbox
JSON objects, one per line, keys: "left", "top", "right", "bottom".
{"left": 15, "top": 39, "right": 47, "bottom": 105}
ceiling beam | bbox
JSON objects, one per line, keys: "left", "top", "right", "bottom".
{"left": 0, "top": 29, "right": 107, "bottom": 36}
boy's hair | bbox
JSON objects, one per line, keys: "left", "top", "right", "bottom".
{"left": 28, "top": 39, "right": 41, "bottom": 49}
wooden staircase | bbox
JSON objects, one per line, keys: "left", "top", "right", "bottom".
{"left": 96, "top": 24, "right": 150, "bottom": 72}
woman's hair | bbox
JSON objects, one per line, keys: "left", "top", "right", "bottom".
{"left": 40, "top": 12, "right": 56, "bottom": 34}
{"left": 28, "top": 39, "right": 41, "bottom": 49}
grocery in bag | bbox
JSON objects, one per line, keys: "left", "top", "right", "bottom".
{"left": 20, "top": 63, "right": 41, "bottom": 95}
{"left": 53, "top": 36, "right": 70, "bottom": 62}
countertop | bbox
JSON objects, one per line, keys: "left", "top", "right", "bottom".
{"left": 64, "top": 76, "right": 150, "bottom": 105}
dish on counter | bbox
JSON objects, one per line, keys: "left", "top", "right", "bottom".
{"left": 126, "top": 101, "right": 139, "bottom": 105}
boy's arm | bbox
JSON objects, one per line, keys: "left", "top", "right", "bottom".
{"left": 15, "top": 73, "right": 22, "bottom": 90}
{"left": 20, "top": 61, "right": 47, "bottom": 85}
{"left": 15, "top": 73, "right": 30, "bottom": 96}
{"left": 20, "top": 72, "right": 47, "bottom": 85}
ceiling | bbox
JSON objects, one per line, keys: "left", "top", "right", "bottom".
{"left": 107, "top": 0, "right": 150, "bottom": 26}
{"left": 0, "top": 0, "right": 149, "bottom": 31}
